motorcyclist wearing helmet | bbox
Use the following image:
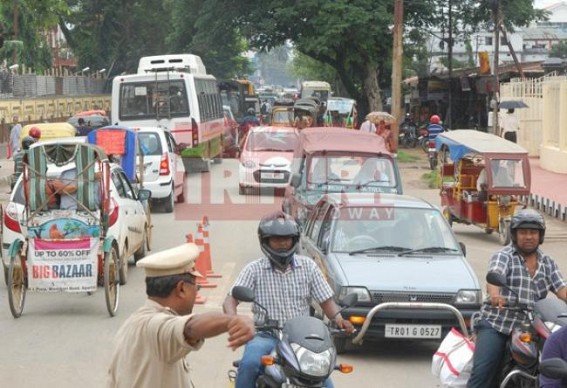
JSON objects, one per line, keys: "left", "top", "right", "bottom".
{"left": 11, "top": 135, "right": 37, "bottom": 190}
{"left": 426, "top": 114, "right": 444, "bottom": 142}
{"left": 468, "top": 209, "right": 567, "bottom": 388}
{"left": 223, "top": 211, "right": 354, "bottom": 388}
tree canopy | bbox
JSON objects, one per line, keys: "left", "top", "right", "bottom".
{"left": 0, "top": 0, "right": 547, "bottom": 114}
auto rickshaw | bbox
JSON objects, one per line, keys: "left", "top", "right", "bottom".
{"left": 19, "top": 122, "right": 77, "bottom": 146}
{"left": 436, "top": 130, "right": 531, "bottom": 245}
{"left": 293, "top": 98, "right": 319, "bottom": 128}
{"left": 324, "top": 97, "right": 357, "bottom": 128}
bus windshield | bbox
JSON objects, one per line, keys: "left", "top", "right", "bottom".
{"left": 119, "top": 80, "right": 189, "bottom": 120}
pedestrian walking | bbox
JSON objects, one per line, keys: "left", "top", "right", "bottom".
{"left": 500, "top": 108, "right": 519, "bottom": 143}
{"left": 9, "top": 115, "right": 22, "bottom": 158}
{"left": 107, "top": 243, "right": 255, "bottom": 388}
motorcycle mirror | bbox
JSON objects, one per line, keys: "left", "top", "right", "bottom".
{"left": 486, "top": 272, "right": 507, "bottom": 288}
{"left": 231, "top": 286, "right": 255, "bottom": 302}
{"left": 540, "top": 358, "right": 567, "bottom": 379}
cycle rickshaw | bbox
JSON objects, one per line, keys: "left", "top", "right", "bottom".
{"left": 436, "top": 130, "right": 531, "bottom": 245}
{"left": 6, "top": 142, "right": 136, "bottom": 318}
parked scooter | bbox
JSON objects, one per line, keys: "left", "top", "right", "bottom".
{"left": 486, "top": 272, "right": 567, "bottom": 388}
{"left": 228, "top": 286, "right": 357, "bottom": 388}
{"left": 399, "top": 121, "right": 418, "bottom": 148}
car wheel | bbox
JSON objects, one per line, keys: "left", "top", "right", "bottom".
{"left": 118, "top": 244, "right": 128, "bottom": 286}
{"left": 134, "top": 227, "right": 147, "bottom": 263}
{"left": 163, "top": 184, "right": 174, "bottom": 213}
{"left": 177, "top": 176, "right": 186, "bottom": 203}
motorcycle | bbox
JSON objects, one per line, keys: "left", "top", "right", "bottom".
{"left": 228, "top": 286, "right": 357, "bottom": 388}
{"left": 398, "top": 122, "right": 418, "bottom": 148}
{"left": 417, "top": 125, "right": 429, "bottom": 153}
{"left": 486, "top": 272, "right": 567, "bottom": 388}
{"left": 428, "top": 138, "right": 438, "bottom": 170}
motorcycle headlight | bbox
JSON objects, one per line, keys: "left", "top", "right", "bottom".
{"left": 454, "top": 290, "right": 482, "bottom": 305}
{"left": 290, "top": 343, "right": 333, "bottom": 377}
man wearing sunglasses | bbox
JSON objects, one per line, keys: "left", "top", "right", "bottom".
{"left": 107, "top": 243, "right": 254, "bottom": 388}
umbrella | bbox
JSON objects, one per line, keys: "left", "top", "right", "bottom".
{"left": 499, "top": 100, "right": 529, "bottom": 109}
{"left": 366, "top": 111, "right": 396, "bottom": 124}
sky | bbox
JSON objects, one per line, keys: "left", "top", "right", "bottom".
{"left": 534, "top": 0, "right": 565, "bottom": 8}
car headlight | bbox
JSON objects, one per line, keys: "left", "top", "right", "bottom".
{"left": 241, "top": 160, "right": 256, "bottom": 168}
{"left": 339, "top": 286, "right": 371, "bottom": 303}
{"left": 291, "top": 344, "right": 333, "bottom": 377}
{"left": 455, "top": 290, "right": 482, "bottom": 305}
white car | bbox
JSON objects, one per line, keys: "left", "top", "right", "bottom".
{"left": 137, "top": 127, "right": 186, "bottom": 212}
{"left": 239, "top": 126, "right": 298, "bottom": 195}
{"left": 2, "top": 161, "right": 151, "bottom": 287}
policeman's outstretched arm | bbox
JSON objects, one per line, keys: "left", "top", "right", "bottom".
{"left": 183, "top": 311, "right": 254, "bottom": 351}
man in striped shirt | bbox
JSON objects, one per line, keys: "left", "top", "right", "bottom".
{"left": 223, "top": 211, "right": 354, "bottom": 388}
{"left": 467, "top": 209, "right": 567, "bottom": 388}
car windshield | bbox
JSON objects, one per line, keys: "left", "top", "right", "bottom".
{"left": 245, "top": 131, "right": 298, "bottom": 152}
{"left": 331, "top": 207, "right": 460, "bottom": 253}
{"left": 138, "top": 132, "right": 163, "bottom": 156}
{"left": 307, "top": 155, "right": 397, "bottom": 191}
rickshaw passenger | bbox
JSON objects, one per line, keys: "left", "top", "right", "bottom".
{"left": 50, "top": 167, "right": 101, "bottom": 210}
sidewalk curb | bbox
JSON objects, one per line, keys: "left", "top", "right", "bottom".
{"left": 529, "top": 194, "right": 567, "bottom": 222}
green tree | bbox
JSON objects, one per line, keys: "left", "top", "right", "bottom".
{"left": 550, "top": 41, "right": 567, "bottom": 59}
{"left": 0, "top": 0, "right": 69, "bottom": 71}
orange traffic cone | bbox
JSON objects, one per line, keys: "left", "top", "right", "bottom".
{"left": 200, "top": 216, "right": 222, "bottom": 278}
{"left": 194, "top": 225, "right": 217, "bottom": 288}
{"left": 185, "top": 233, "right": 207, "bottom": 304}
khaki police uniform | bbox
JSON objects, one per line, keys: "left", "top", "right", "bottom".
{"left": 107, "top": 243, "right": 204, "bottom": 388}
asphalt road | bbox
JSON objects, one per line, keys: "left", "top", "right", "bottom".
{"left": 0, "top": 152, "right": 566, "bottom": 387}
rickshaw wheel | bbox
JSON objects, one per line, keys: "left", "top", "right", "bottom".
{"left": 7, "top": 251, "right": 27, "bottom": 318}
{"left": 104, "top": 246, "right": 120, "bottom": 317}
{"left": 484, "top": 228, "right": 494, "bottom": 235}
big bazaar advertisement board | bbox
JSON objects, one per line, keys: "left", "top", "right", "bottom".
{"left": 27, "top": 238, "right": 99, "bottom": 292}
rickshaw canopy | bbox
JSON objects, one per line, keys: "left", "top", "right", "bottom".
{"left": 20, "top": 122, "right": 77, "bottom": 144}
{"left": 295, "top": 127, "right": 391, "bottom": 156}
{"left": 435, "top": 130, "right": 528, "bottom": 162}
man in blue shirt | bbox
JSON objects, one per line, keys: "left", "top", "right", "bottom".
{"left": 427, "top": 114, "right": 444, "bottom": 142}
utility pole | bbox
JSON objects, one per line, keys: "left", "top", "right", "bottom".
{"left": 447, "top": 0, "right": 453, "bottom": 129}
{"left": 492, "top": 0, "right": 501, "bottom": 135}
{"left": 12, "top": 0, "right": 18, "bottom": 64}
{"left": 391, "top": 0, "right": 404, "bottom": 152}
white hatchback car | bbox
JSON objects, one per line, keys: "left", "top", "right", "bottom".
{"left": 137, "top": 127, "right": 186, "bottom": 213}
{"left": 239, "top": 126, "right": 298, "bottom": 194}
{"left": 2, "top": 161, "right": 151, "bottom": 287}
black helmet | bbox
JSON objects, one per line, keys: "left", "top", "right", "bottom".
{"left": 258, "top": 211, "right": 299, "bottom": 270}
{"left": 510, "top": 209, "right": 546, "bottom": 244}
{"left": 247, "top": 107, "right": 255, "bottom": 115}
{"left": 21, "top": 136, "right": 36, "bottom": 150}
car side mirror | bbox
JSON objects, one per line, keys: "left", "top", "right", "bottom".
{"left": 290, "top": 173, "right": 301, "bottom": 188}
{"left": 138, "top": 189, "right": 152, "bottom": 201}
{"left": 320, "top": 233, "right": 330, "bottom": 254}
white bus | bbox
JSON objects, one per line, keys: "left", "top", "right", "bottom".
{"left": 300, "top": 81, "right": 332, "bottom": 103}
{"left": 111, "top": 54, "right": 226, "bottom": 171}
